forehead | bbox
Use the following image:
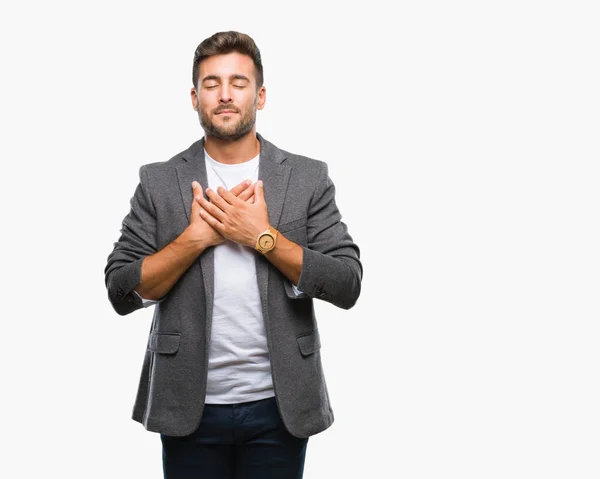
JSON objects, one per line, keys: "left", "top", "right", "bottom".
{"left": 199, "top": 52, "right": 256, "bottom": 80}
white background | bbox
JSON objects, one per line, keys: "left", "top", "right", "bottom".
{"left": 1, "top": 1, "right": 599, "bottom": 478}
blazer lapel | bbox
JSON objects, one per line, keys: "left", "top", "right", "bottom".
{"left": 257, "top": 133, "right": 291, "bottom": 230}
{"left": 176, "top": 139, "right": 215, "bottom": 337}
{"left": 255, "top": 133, "right": 291, "bottom": 318}
{"left": 176, "top": 137, "right": 208, "bottom": 223}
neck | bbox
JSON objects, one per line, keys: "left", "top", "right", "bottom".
{"left": 204, "top": 129, "right": 260, "bottom": 164}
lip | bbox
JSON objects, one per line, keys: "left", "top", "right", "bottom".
{"left": 216, "top": 110, "right": 237, "bottom": 115}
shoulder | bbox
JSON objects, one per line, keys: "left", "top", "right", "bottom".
{"left": 280, "top": 148, "right": 326, "bottom": 173}
{"left": 138, "top": 138, "right": 203, "bottom": 178}
{"left": 261, "top": 134, "right": 328, "bottom": 179}
{"left": 277, "top": 147, "right": 331, "bottom": 193}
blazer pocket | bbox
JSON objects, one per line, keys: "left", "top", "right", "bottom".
{"left": 297, "top": 330, "right": 321, "bottom": 357}
{"left": 278, "top": 216, "right": 307, "bottom": 233}
{"left": 279, "top": 216, "right": 308, "bottom": 246}
{"left": 148, "top": 331, "right": 181, "bottom": 354}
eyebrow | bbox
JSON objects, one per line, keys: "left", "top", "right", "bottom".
{"left": 201, "top": 74, "right": 251, "bottom": 83}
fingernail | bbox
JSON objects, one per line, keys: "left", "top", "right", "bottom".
{"left": 245, "top": 179, "right": 251, "bottom": 185}
{"left": 192, "top": 181, "right": 199, "bottom": 188}
{"left": 258, "top": 180, "right": 263, "bottom": 187}
{"left": 206, "top": 188, "right": 212, "bottom": 194}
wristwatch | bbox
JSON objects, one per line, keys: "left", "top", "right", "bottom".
{"left": 255, "top": 227, "right": 279, "bottom": 254}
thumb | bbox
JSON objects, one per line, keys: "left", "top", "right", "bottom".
{"left": 254, "top": 180, "right": 264, "bottom": 203}
{"left": 191, "top": 181, "right": 203, "bottom": 214}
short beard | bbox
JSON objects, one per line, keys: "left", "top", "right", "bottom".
{"left": 199, "top": 99, "right": 257, "bottom": 141}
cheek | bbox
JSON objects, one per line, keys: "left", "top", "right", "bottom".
{"left": 240, "top": 93, "right": 258, "bottom": 109}
{"left": 198, "top": 102, "right": 215, "bottom": 116}
{"left": 199, "top": 91, "right": 217, "bottom": 107}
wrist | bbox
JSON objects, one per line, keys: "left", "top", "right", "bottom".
{"left": 180, "top": 227, "right": 209, "bottom": 253}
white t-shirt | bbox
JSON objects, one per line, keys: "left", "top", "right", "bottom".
{"left": 203, "top": 150, "right": 275, "bottom": 403}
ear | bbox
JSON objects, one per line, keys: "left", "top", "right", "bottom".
{"left": 191, "top": 87, "right": 199, "bottom": 111}
{"left": 256, "top": 86, "right": 266, "bottom": 111}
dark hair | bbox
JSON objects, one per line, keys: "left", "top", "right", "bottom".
{"left": 192, "top": 31, "right": 263, "bottom": 89}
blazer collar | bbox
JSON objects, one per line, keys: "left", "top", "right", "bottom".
{"left": 177, "top": 132, "right": 291, "bottom": 229}
{"left": 180, "top": 132, "right": 286, "bottom": 164}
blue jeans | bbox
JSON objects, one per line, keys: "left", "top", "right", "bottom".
{"left": 160, "top": 396, "right": 308, "bottom": 479}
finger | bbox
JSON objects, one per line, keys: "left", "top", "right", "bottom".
{"left": 198, "top": 206, "right": 224, "bottom": 232}
{"left": 229, "top": 179, "right": 253, "bottom": 197}
{"left": 198, "top": 190, "right": 228, "bottom": 221}
{"left": 214, "top": 186, "right": 241, "bottom": 207}
{"left": 205, "top": 187, "right": 232, "bottom": 213}
{"left": 254, "top": 180, "right": 265, "bottom": 204}
{"left": 191, "top": 181, "right": 203, "bottom": 215}
{"left": 237, "top": 182, "right": 256, "bottom": 202}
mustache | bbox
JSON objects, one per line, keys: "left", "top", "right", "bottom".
{"left": 214, "top": 106, "right": 240, "bottom": 114}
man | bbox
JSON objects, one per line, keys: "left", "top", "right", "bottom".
{"left": 105, "top": 31, "right": 362, "bottom": 479}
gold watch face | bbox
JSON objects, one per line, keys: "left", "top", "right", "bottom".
{"left": 258, "top": 234, "right": 275, "bottom": 250}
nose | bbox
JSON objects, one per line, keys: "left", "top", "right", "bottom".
{"left": 219, "top": 84, "right": 233, "bottom": 104}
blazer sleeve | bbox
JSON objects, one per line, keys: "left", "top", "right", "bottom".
{"left": 104, "top": 165, "right": 158, "bottom": 316}
{"left": 294, "top": 162, "right": 363, "bottom": 309}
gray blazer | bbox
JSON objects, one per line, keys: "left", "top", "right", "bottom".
{"left": 104, "top": 133, "right": 362, "bottom": 438}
